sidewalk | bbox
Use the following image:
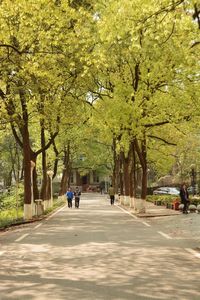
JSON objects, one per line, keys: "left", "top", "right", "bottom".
{"left": 119, "top": 200, "right": 181, "bottom": 218}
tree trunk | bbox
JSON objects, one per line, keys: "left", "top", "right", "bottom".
{"left": 140, "top": 139, "right": 147, "bottom": 200}
{"left": 131, "top": 142, "right": 137, "bottom": 198}
{"left": 59, "top": 144, "right": 70, "bottom": 195}
{"left": 112, "top": 138, "right": 119, "bottom": 194}
{"left": 141, "top": 164, "right": 147, "bottom": 200}
{"left": 59, "top": 168, "right": 68, "bottom": 196}
{"left": 23, "top": 142, "right": 31, "bottom": 205}
{"left": 114, "top": 155, "right": 120, "bottom": 195}
{"left": 134, "top": 137, "right": 147, "bottom": 200}
{"left": 40, "top": 122, "right": 49, "bottom": 200}
{"left": 19, "top": 89, "right": 32, "bottom": 206}
{"left": 30, "top": 153, "right": 39, "bottom": 200}
{"left": 133, "top": 137, "right": 147, "bottom": 213}
{"left": 119, "top": 151, "right": 124, "bottom": 196}
{"left": 123, "top": 152, "right": 130, "bottom": 197}
{"left": 52, "top": 139, "right": 59, "bottom": 180}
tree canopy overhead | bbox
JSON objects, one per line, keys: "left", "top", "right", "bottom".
{"left": 0, "top": 0, "right": 199, "bottom": 215}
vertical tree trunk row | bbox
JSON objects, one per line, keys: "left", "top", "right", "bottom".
{"left": 112, "top": 136, "right": 148, "bottom": 203}
{"left": 59, "top": 143, "right": 71, "bottom": 195}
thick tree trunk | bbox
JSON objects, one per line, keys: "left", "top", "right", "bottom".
{"left": 129, "top": 171, "right": 134, "bottom": 198}
{"left": 40, "top": 123, "right": 49, "bottom": 200}
{"left": 30, "top": 153, "right": 39, "bottom": 200}
{"left": 22, "top": 126, "right": 34, "bottom": 219}
{"left": 20, "top": 89, "right": 32, "bottom": 206}
{"left": 112, "top": 138, "right": 119, "bottom": 194}
{"left": 23, "top": 141, "right": 31, "bottom": 205}
{"left": 52, "top": 139, "right": 59, "bottom": 180}
{"left": 131, "top": 142, "right": 137, "bottom": 198}
{"left": 59, "top": 168, "right": 69, "bottom": 196}
{"left": 123, "top": 153, "right": 130, "bottom": 197}
{"left": 140, "top": 139, "right": 147, "bottom": 200}
{"left": 134, "top": 137, "right": 147, "bottom": 213}
{"left": 114, "top": 156, "right": 120, "bottom": 195}
{"left": 141, "top": 165, "right": 147, "bottom": 200}
{"left": 119, "top": 151, "right": 124, "bottom": 196}
{"left": 20, "top": 92, "right": 33, "bottom": 218}
{"left": 134, "top": 138, "right": 147, "bottom": 200}
{"left": 59, "top": 144, "right": 70, "bottom": 195}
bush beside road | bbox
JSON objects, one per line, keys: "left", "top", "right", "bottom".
{"left": 0, "top": 191, "right": 66, "bottom": 230}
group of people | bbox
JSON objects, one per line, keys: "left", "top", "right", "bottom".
{"left": 66, "top": 187, "right": 81, "bottom": 208}
{"left": 66, "top": 183, "right": 191, "bottom": 213}
{"left": 66, "top": 184, "right": 116, "bottom": 208}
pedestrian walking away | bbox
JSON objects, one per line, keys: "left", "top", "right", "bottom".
{"left": 180, "top": 183, "right": 190, "bottom": 214}
{"left": 108, "top": 184, "right": 115, "bottom": 205}
{"left": 74, "top": 186, "right": 81, "bottom": 208}
{"left": 66, "top": 187, "right": 74, "bottom": 208}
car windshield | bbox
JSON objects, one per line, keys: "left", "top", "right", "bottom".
{"left": 170, "top": 188, "right": 179, "bottom": 191}
{"left": 153, "top": 187, "right": 180, "bottom": 194}
{"left": 158, "top": 188, "right": 168, "bottom": 191}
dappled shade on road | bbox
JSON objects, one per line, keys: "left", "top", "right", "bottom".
{"left": 0, "top": 194, "right": 200, "bottom": 300}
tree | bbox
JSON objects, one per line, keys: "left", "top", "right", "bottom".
{"left": 0, "top": 0, "right": 96, "bottom": 218}
{"left": 87, "top": 0, "right": 199, "bottom": 211}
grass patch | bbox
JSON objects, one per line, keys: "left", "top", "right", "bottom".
{"left": 0, "top": 194, "right": 66, "bottom": 229}
{"left": 0, "top": 187, "right": 24, "bottom": 228}
{"left": 0, "top": 208, "right": 24, "bottom": 228}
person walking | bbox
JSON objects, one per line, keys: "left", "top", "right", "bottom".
{"left": 108, "top": 184, "right": 115, "bottom": 205}
{"left": 180, "top": 183, "right": 189, "bottom": 214}
{"left": 66, "top": 187, "right": 74, "bottom": 208}
{"left": 74, "top": 186, "right": 81, "bottom": 208}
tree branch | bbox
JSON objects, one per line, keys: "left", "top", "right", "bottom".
{"left": 190, "top": 41, "right": 200, "bottom": 48}
{"left": 35, "top": 130, "right": 59, "bottom": 156}
{"left": 145, "top": 120, "right": 170, "bottom": 128}
{"left": 0, "top": 44, "right": 22, "bottom": 55}
{"left": 142, "top": 0, "right": 185, "bottom": 23}
{"left": 11, "top": 124, "right": 23, "bottom": 148}
{"left": 159, "top": 22, "right": 176, "bottom": 45}
{"left": 148, "top": 134, "right": 176, "bottom": 146}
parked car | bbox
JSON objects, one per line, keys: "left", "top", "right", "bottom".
{"left": 153, "top": 187, "right": 180, "bottom": 195}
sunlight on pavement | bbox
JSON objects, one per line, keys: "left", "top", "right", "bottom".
{"left": 0, "top": 240, "right": 200, "bottom": 300}
{"left": 0, "top": 195, "right": 200, "bottom": 300}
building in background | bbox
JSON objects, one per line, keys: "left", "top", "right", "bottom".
{"left": 53, "top": 169, "right": 110, "bottom": 194}
{"left": 69, "top": 169, "right": 104, "bottom": 192}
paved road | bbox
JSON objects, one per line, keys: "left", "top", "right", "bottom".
{"left": 0, "top": 193, "right": 200, "bottom": 300}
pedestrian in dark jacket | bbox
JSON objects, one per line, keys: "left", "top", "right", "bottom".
{"left": 180, "top": 183, "right": 189, "bottom": 214}
{"left": 108, "top": 184, "right": 115, "bottom": 205}
{"left": 74, "top": 187, "right": 81, "bottom": 208}
{"left": 66, "top": 187, "right": 73, "bottom": 208}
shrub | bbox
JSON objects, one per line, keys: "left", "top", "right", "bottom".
{"left": 189, "top": 198, "right": 200, "bottom": 206}
{"left": 146, "top": 195, "right": 179, "bottom": 205}
{"left": 0, "top": 208, "right": 23, "bottom": 228}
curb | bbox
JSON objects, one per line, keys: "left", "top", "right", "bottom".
{"left": 0, "top": 217, "right": 44, "bottom": 232}
{"left": 135, "top": 212, "right": 181, "bottom": 218}
{"left": 118, "top": 204, "right": 181, "bottom": 218}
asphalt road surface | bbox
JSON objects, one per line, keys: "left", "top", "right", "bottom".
{"left": 0, "top": 193, "right": 200, "bottom": 300}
